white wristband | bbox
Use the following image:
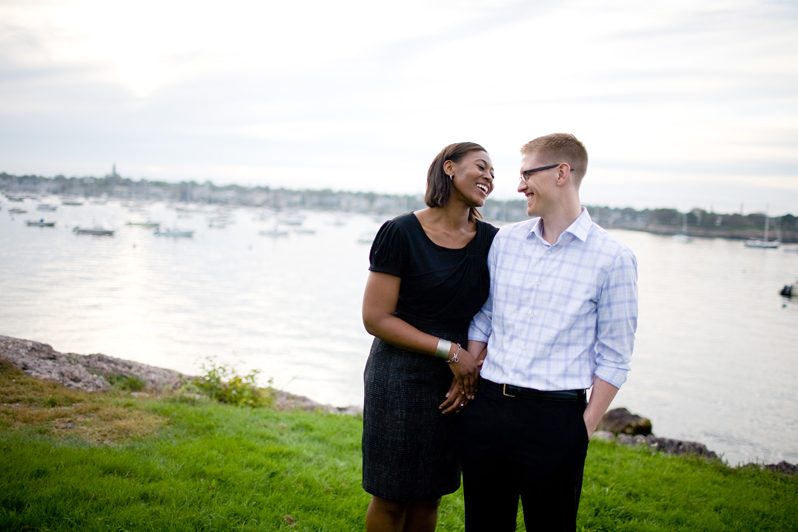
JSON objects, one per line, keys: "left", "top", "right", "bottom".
{"left": 435, "top": 339, "right": 452, "bottom": 360}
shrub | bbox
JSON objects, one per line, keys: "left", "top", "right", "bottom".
{"left": 193, "top": 357, "right": 273, "bottom": 408}
{"left": 107, "top": 374, "right": 146, "bottom": 392}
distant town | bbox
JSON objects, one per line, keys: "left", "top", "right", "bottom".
{"left": 2, "top": 169, "right": 796, "bottom": 243}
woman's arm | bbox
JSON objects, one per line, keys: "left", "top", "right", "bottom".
{"left": 362, "top": 271, "right": 480, "bottom": 399}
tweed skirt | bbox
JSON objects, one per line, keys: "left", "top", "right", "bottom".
{"left": 362, "top": 329, "right": 467, "bottom": 501}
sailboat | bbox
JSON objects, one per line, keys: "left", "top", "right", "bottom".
{"left": 673, "top": 212, "right": 694, "bottom": 243}
{"left": 744, "top": 214, "right": 780, "bottom": 249}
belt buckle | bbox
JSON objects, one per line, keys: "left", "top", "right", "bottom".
{"left": 502, "top": 384, "right": 516, "bottom": 398}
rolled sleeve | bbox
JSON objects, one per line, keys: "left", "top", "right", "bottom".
{"left": 594, "top": 248, "right": 638, "bottom": 389}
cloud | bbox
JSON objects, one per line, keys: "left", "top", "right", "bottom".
{"left": 0, "top": 0, "right": 796, "bottom": 212}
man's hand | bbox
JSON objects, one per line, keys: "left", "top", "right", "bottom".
{"left": 583, "top": 378, "right": 619, "bottom": 439}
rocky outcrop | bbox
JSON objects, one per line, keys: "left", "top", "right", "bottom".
{"left": 0, "top": 335, "right": 188, "bottom": 392}
{"left": 598, "top": 407, "right": 652, "bottom": 436}
{"left": 0, "top": 334, "right": 362, "bottom": 415}
{"left": 607, "top": 432, "right": 718, "bottom": 460}
{"left": 594, "top": 408, "right": 714, "bottom": 460}
{"left": 0, "top": 335, "right": 109, "bottom": 392}
{"left": 764, "top": 461, "right": 798, "bottom": 475}
{"left": 593, "top": 409, "right": 797, "bottom": 475}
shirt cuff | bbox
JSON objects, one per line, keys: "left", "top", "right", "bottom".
{"left": 594, "top": 365, "right": 629, "bottom": 389}
{"left": 467, "top": 322, "right": 491, "bottom": 344}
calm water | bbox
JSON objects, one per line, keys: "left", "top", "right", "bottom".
{"left": 1, "top": 198, "right": 797, "bottom": 466}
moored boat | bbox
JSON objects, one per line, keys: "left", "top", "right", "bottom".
{"left": 744, "top": 213, "right": 780, "bottom": 249}
{"left": 259, "top": 227, "right": 289, "bottom": 237}
{"left": 27, "top": 220, "right": 56, "bottom": 227}
{"left": 73, "top": 227, "right": 114, "bottom": 236}
{"left": 126, "top": 222, "right": 161, "bottom": 228}
{"left": 154, "top": 228, "right": 194, "bottom": 237}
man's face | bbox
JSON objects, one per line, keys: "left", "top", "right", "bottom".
{"left": 518, "top": 151, "right": 559, "bottom": 218}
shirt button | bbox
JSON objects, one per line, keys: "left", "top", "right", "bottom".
{"left": 521, "top": 344, "right": 526, "bottom": 349}
{"left": 529, "top": 312, "right": 534, "bottom": 317}
{"left": 536, "top": 281, "right": 541, "bottom": 286}
{"left": 545, "top": 250, "right": 551, "bottom": 255}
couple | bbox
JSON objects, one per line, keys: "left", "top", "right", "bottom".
{"left": 361, "top": 134, "right": 639, "bottom": 532}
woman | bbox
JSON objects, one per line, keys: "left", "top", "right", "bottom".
{"left": 362, "top": 142, "right": 498, "bottom": 532}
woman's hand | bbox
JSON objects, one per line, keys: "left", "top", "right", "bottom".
{"left": 448, "top": 346, "right": 480, "bottom": 400}
{"left": 439, "top": 377, "right": 468, "bottom": 414}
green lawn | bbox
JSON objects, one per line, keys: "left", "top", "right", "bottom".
{"left": 1, "top": 362, "right": 796, "bottom": 531}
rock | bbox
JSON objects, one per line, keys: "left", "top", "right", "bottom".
{"left": 645, "top": 434, "right": 661, "bottom": 450}
{"left": 655, "top": 437, "right": 717, "bottom": 459}
{"left": 272, "top": 389, "right": 362, "bottom": 415}
{"left": 618, "top": 434, "right": 635, "bottom": 446}
{"left": 591, "top": 430, "right": 615, "bottom": 442}
{"left": 598, "top": 407, "right": 652, "bottom": 436}
{"left": 0, "top": 335, "right": 108, "bottom": 392}
{"left": 79, "top": 353, "right": 185, "bottom": 391}
{"left": 0, "top": 334, "right": 183, "bottom": 392}
{"left": 764, "top": 461, "right": 798, "bottom": 476}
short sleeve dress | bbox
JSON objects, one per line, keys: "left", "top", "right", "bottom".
{"left": 362, "top": 212, "right": 498, "bottom": 501}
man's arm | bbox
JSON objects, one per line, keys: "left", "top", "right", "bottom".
{"left": 583, "top": 378, "right": 618, "bottom": 438}
{"left": 587, "top": 246, "right": 638, "bottom": 437}
{"left": 593, "top": 247, "right": 638, "bottom": 389}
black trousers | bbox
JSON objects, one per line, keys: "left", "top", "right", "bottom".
{"left": 458, "top": 378, "right": 589, "bottom": 532}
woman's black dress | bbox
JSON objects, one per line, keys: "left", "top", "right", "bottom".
{"left": 362, "top": 213, "right": 498, "bottom": 501}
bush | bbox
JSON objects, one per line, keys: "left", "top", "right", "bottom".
{"left": 106, "top": 374, "right": 146, "bottom": 392}
{"left": 193, "top": 357, "right": 273, "bottom": 408}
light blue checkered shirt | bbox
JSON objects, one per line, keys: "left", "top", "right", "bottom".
{"left": 469, "top": 208, "right": 638, "bottom": 390}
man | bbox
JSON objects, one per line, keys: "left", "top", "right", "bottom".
{"left": 460, "top": 133, "right": 638, "bottom": 531}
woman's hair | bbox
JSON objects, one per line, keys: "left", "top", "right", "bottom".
{"left": 425, "top": 142, "right": 487, "bottom": 222}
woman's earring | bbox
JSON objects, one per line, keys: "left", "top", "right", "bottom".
{"left": 448, "top": 174, "right": 453, "bottom": 180}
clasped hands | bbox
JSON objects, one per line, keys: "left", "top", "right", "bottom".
{"left": 439, "top": 347, "right": 482, "bottom": 414}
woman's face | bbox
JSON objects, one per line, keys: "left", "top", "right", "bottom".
{"left": 447, "top": 150, "right": 494, "bottom": 206}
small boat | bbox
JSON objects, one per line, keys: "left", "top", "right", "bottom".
{"left": 780, "top": 282, "right": 796, "bottom": 298}
{"left": 9, "top": 208, "right": 27, "bottom": 214}
{"left": 6, "top": 196, "right": 24, "bottom": 202}
{"left": 744, "top": 214, "right": 780, "bottom": 249}
{"left": 277, "top": 214, "right": 305, "bottom": 226}
{"left": 61, "top": 201, "right": 84, "bottom": 206}
{"left": 673, "top": 212, "right": 693, "bottom": 242}
{"left": 259, "top": 227, "right": 289, "bottom": 237}
{"left": 73, "top": 227, "right": 114, "bottom": 236}
{"left": 154, "top": 228, "right": 194, "bottom": 237}
{"left": 27, "top": 220, "right": 55, "bottom": 227}
{"left": 37, "top": 204, "right": 58, "bottom": 211}
{"left": 126, "top": 222, "right": 161, "bottom": 228}
{"left": 744, "top": 239, "right": 779, "bottom": 249}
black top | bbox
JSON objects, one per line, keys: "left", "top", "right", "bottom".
{"left": 369, "top": 213, "right": 499, "bottom": 334}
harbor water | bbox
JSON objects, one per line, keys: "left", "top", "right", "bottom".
{"left": 1, "top": 198, "right": 797, "bottom": 466}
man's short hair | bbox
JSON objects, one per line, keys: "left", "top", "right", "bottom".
{"left": 521, "top": 133, "right": 588, "bottom": 185}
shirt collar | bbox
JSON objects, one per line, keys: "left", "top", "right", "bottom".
{"left": 528, "top": 207, "right": 592, "bottom": 245}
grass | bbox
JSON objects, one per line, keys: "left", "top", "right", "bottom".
{"left": 1, "top": 360, "right": 796, "bottom": 531}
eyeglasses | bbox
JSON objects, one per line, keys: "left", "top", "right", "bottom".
{"left": 519, "top": 163, "right": 573, "bottom": 184}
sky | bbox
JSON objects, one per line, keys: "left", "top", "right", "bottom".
{"left": 1, "top": 0, "right": 797, "bottom": 215}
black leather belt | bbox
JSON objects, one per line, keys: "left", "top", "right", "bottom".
{"left": 484, "top": 379, "right": 585, "bottom": 402}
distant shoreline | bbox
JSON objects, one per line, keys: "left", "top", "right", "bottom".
{"left": 2, "top": 174, "right": 797, "bottom": 243}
